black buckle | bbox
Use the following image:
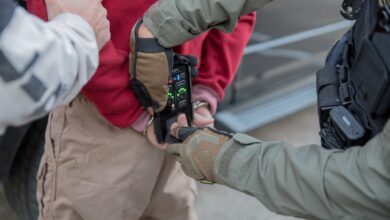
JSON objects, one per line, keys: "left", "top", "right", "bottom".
{"left": 339, "top": 82, "right": 353, "bottom": 105}
{"left": 340, "top": 0, "right": 364, "bottom": 20}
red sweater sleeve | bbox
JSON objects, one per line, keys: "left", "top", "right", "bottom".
{"left": 176, "top": 13, "right": 256, "bottom": 100}
{"left": 197, "top": 13, "right": 256, "bottom": 100}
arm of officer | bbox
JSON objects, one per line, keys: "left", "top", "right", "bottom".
{"left": 216, "top": 121, "right": 390, "bottom": 219}
{"left": 0, "top": 2, "right": 98, "bottom": 133}
{"left": 168, "top": 119, "right": 390, "bottom": 220}
{"left": 143, "top": 0, "right": 272, "bottom": 47}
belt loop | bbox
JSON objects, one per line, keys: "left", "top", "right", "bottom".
{"left": 45, "top": 112, "right": 55, "bottom": 160}
{"left": 49, "top": 107, "right": 67, "bottom": 161}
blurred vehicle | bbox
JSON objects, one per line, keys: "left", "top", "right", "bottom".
{"left": 0, "top": 0, "right": 350, "bottom": 219}
{"left": 0, "top": 118, "right": 45, "bottom": 220}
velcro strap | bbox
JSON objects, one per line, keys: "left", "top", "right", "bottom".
{"left": 317, "top": 85, "right": 340, "bottom": 109}
{"left": 317, "top": 66, "right": 341, "bottom": 109}
{"left": 137, "top": 38, "right": 166, "bottom": 53}
{"left": 316, "top": 65, "right": 339, "bottom": 91}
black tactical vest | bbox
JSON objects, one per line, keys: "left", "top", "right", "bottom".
{"left": 317, "top": 0, "right": 390, "bottom": 149}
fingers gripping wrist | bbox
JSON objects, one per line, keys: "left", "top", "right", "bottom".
{"left": 129, "top": 19, "right": 173, "bottom": 112}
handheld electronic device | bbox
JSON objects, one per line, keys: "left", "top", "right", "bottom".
{"left": 154, "top": 55, "right": 198, "bottom": 143}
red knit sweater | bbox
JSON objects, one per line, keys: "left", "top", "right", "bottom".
{"left": 27, "top": 0, "right": 255, "bottom": 128}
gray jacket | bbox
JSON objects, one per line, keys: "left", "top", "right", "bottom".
{"left": 0, "top": 1, "right": 98, "bottom": 134}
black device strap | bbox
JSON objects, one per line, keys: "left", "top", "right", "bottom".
{"left": 130, "top": 19, "right": 175, "bottom": 110}
{"left": 131, "top": 19, "right": 143, "bottom": 81}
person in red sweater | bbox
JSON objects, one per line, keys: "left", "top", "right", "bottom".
{"left": 27, "top": 0, "right": 255, "bottom": 219}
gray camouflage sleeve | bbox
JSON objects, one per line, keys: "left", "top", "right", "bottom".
{"left": 214, "top": 121, "right": 390, "bottom": 220}
{"left": 0, "top": 7, "right": 98, "bottom": 134}
{"left": 0, "top": 0, "right": 16, "bottom": 34}
{"left": 143, "top": 0, "right": 272, "bottom": 48}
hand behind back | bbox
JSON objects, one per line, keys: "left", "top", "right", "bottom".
{"left": 45, "top": 0, "right": 111, "bottom": 49}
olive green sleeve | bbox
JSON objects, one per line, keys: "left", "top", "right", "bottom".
{"left": 214, "top": 120, "right": 390, "bottom": 220}
{"left": 143, "top": 0, "right": 272, "bottom": 48}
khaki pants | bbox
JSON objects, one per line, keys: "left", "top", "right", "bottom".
{"left": 36, "top": 95, "right": 197, "bottom": 220}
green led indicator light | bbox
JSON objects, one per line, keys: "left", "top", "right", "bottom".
{"left": 177, "top": 87, "right": 187, "bottom": 94}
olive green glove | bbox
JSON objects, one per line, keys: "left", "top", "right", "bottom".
{"left": 167, "top": 127, "right": 233, "bottom": 183}
{"left": 129, "top": 19, "right": 173, "bottom": 113}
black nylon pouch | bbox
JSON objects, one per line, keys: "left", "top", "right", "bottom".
{"left": 317, "top": 30, "right": 352, "bottom": 128}
{"left": 317, "top": 66, "right": 339, "bottom": 109}
{"left": 317, "top": 65, "right": 340, "bottom": 125}
{"left": 350, "top": 32, "right": 390, "bottom": 132}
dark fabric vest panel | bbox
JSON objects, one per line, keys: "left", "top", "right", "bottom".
{"left": 0, "top": 0, "right": 17, "bottom": 35}
{"left": 349, "top": 0, "right": 390, "bottom": 135}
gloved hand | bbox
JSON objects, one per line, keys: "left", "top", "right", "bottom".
{"left": 129, "top": 19, "right": 173, "bottom": 113}
{"left": 167, "top": 115, "right": 232, "bottom": 183}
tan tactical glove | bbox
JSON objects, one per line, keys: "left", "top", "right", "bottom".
{"left": 129, "top": 19, "right": 173, "bottom": 113}
{"left": 167, "top": 127, "right": 233, "bottom": 183}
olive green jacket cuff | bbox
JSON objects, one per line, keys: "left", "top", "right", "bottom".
{"left": 143, "top": 0, "right": 272, "bottom": 48}
{"left": 143, "top": 0, "right": 196, "bottom": 48}
{"left": 214, "top": 120, "right": 390, "bottom": 220}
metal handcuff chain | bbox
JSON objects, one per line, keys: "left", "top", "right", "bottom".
{"left": 379, "top": 0, "right": 390, "bottom": 32}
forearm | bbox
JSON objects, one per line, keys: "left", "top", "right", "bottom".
{"left": 0, "top": 7, "right": 98, "bottom": 133}
{"left": 193, "top": 13, "right": 256, "bottom": 107}
{"left": 144, "top": 0, "right": 271, "bottom": 47}
{"left": 214, "top": 121, "right": 390, "bottom": 219}
{"left": 214, "top": 135, "right": 337, "bottom": 219}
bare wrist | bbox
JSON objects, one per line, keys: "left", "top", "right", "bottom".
{"left": 138, "top": 23, "right": 155, "bottom": 38}
{"left": 132, "top": 112, "right": 152, "bottom": 133}
{"left": 192, "top": 85, "right": 220, "bottom": 115}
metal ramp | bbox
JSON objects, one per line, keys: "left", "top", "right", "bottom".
{"left": 216, "top": 21, "right": 353, "bottom": 132}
